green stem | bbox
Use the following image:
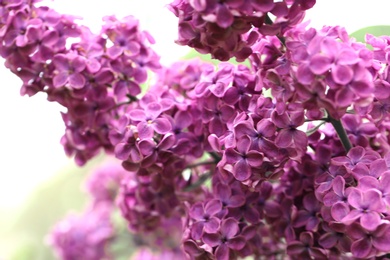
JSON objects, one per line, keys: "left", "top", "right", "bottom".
{"left": 328, "top": 115, "right": 352, "bottom": 153}
{"left": 183, "top": 171, "right": 212, "bottom": 192}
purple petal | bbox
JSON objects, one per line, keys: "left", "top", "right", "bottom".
{"left": 191, "top": 222, "right": 205, "bottom": 240}
{"left": 191, "top": 0, "right": 207, "bottom": 11}
{"left": 361, "top": 211, "right": 381, "bottom": 231}
{"left": 319, "top": 233, "right": 337, "bottom": 248}
{"left": 257, "top": 119, "right": 276, "bottom": 137}
{"left": 351, "top": 238, "right": 372, "bottom": 259}
{"left": 275, "top": 129, "right": 293, "bottom": 148}
{"left": 296, "top": 63, "right": 315, "bottom": 84}
{"left": 287, "top": 242, "right": 305, "bottom": 255}
{"left": 215, "top": 244, "right": 230, "bottom": 260}
{"left": 341, "top": 209, "right": 361, "bottom": 225}
{"left": 145, "top": 102, "right": 162, "bottom": 119}
{"left": 331, "top": 202, "right": 350, "bottom": 221}
{"left": 138, "top": 139, "right": 156, "bottom": 156}
{"left": 334, "top": 88, "right": 353, "bottom": 107}
{"left": 205, "top": 199, "right": 223, "bottom": 216}
{"left": 107, "top": 46, "right": 123, "bottom": 59}
{"left": 137, "top": 122, "right": 154, "bottom": 139}
{"left": 174, "top": 110, "right": 192, "bottom": 130}
{"left": 189, "top": 202, "right": 204, "bottom": 220}
{"left": 227, "top": 236, "right": 246, "bottom": 250}
{"left": 129, "top": 109, "right": 146, "bottom": 121}
{"left": 224, "top": 148, "right": 241, "bottom": 164}
{"left": 347, "top": 188, "right": 363, "bottom": 209}
{"left": 372, "top": 225, "right": 390, "bottom": 251}
{"left": 358, "top": 176, "right": 378, "bottom": 191}
{"left": 221, "top": 218, "right": 239, "bottom": 239}
{"left": 53, "top": 71, "right": 68, "bottom": 87}
{"left": 53, "top": 54, "right": 69, "bottom": 70}
{"left": 216, "top": 183, "right": 232, "bottom": 201}
{"left": 337, "top": 49, "right": 360, "bottom": 65}
{"left": 309, "top": 54, "right": 332, "bottom": 74}
{"left": 210, "top": 82, "right": 226, "bottom": 97}
{"left": 68, "top": 73, "right": 86, "bottom": 89}
{"left": 204, "top": 217, "right": 220, "bottom": 233}
{"left": 216, "top": 5, "right": 234, "bottom": 28}
{"left": 233, "top": 159, "right": 251, "bottom": 181}
{"left": 323, "top": 192, "right": 340, "bottom": 206}
{"left": 158, "top": 133, "right": 175, "bottom": 150}
{"left": 332, "top": 64, "right": 353, "bottom": 85}
{"left": 228, "top": 195, "right": 246, "bottom": 208}
{"left": 332, "top": 175, "right": 346, "bottom": 197}
{"left": 153, "top": 118, "right": 172, "bottom": 134}
{"left": 246, "top": 151, "right": 263, "bottom": 167}
{"left": 347, "top": 146, "right": 365, "bottom": 162}
{"left": 365, "top": 189, "right": 385, "bottom": 211}
{"left": 202, "top": 233, "right": 221, "bottom": 247}
{"left": 251, "top": 0, "right": 274, "bottom": 12}
{"left": 236, "top": 135, "right": 251, "bottom": 154}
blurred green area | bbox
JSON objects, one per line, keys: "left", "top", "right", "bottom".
{"left": 0, "top": 154, "right": 104, "bottom": 260}
{"left": 350, "top": 25, "right": 390, "bottom": 45}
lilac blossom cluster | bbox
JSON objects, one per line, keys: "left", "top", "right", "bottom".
{"left": 48, "top": 160, "right": 128, "bottom": 260}
{"left": 0, "top": 0, "right": 160, "bottom": 165}
{"left": 168, "top": 0, "right": 316, "bottom": 61}
{"left": 4, "top": 0, "right": 390, "bottom": 259}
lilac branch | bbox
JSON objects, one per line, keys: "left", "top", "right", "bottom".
{"left": 328, "top": 115, "right": 352, "bottom": 153}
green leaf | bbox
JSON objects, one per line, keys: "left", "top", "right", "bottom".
{"left": 181, "top": 49, "right": 250, "bottom": 66}
{"left": 350, "top": 25, "right": 390, "bottom": 43}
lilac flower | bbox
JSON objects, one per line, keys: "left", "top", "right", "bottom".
{"left": 85, "top": 160, "right": 128, "bottom": 204}
{"left": 358, "top": 171, "right": 390, "bottom": 206}
{"left": 322, "top": 175, "right": 351, "bottom": 207}
{"left": 3, "top": 10, "right": 43, "bottom": 47}
{"left": 48, "top": 203, "right": 114, "bottom": 260}
{"left": 319, "top": 222, "right": 351, "bottom": 252}
{"left": 189, "top": 199, "right": 222, "bottom": 240}
{"left": 341, "top": 188, "right": 385, "bottom": 231}
{"left": 272, "top": 109, "right": 307, "bottom": 159}
{"left": 129, "top": 102, "right": 172, "bottom": 139}
{"left": 286, "top": 231, "right": 327, "bottom": 259}
{"left": 52, "top": 52, "right": 87, "bottom": 89}
{"left": 347, "top": 222, "right": 390, "bottom": 259}
{"left": 202, "top": 218, "right": 246, "bottom": 260}
{"left": 222, "top": 135, "right": 264, "bottom": 181}
{"left": 293, "top": 192, "right": 321, "bottom": 231}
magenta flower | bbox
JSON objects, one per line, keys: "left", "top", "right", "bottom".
{"left": 48, "top": 203, "right": 114, "bottom": 260}
{"left": 286, "top": 231, "right": 327, "bottom": 259}
{"left": 52, "top": 52, "right": 87, "bottom": 89}
{"left": 347, "top": 222, "right": 390, "bottom": 259}
{"left": 189, "top": 199, "right": 222, "bottom": 240}
{"left": 223, "top": 135, "right": 264, "bottom": 181}
{"left": 129, "top": 102, "right": 172, "bottom": 139}
{"left": 341, "top": 188, "right": 385, "bottom": 231}
{"left": 202, "top": 218, "right": 246, "bottom": 260}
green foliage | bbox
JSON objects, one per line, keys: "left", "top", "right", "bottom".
{"left": 350, "top": 25, "right": 390, "bottom": 44}
{"left": 182, "top": 49, "right": 250, "bottom": 66}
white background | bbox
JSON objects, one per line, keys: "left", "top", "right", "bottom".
{"left": 0, "top": 0, "right": 389, "bottom": 210}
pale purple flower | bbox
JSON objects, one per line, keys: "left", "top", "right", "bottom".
{"left": 341, "top": 188, "right": 386, "bottom": 231}
{"left": 202, "top": 218, "right": 246, "bottom": 260}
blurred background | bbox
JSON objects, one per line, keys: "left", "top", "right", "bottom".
{"left": 0, "top": 0, "right": 389, "bottom": 259}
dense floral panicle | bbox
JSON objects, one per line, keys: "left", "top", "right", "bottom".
{"left": 117, "top": 171, "right": 183, "bottom": 232}
{"left": 169, "top": 0, "right": 316, "bottom": 61}
{"left": 284, "top": 26, "right": 375, "bottom": 119}
{"left": 85, "top": 160, "right": 129, "bottom": 204}
{"left": 48, "top": 203, "right": 114, "bottom": 260}
{"left": 0, "top": 1, "right": 162, "bottom": 165}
